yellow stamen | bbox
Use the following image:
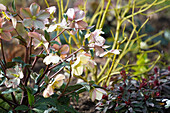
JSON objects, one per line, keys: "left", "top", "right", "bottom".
{"left": 32, "top": 16, "right": 37, "bottom": 20}
{"left": 2, "top": 11, "right": 10, "bottom": 20}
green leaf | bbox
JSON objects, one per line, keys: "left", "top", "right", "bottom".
{"left": 12, "top": 0, "right": 16, "bottom": 12}
{"left": 15, "top": 105, "right": 29, "bottom": 111}
{"left": 90, "top": 49, "right": 94, "bottom": 58}
{"left": 26, "top": 87, "right": 35, "bottom": 106}
{"left": 44, "top": 30, "right": 50, "bottom": 42}
{"left": 2, "top": 88, "right": 20, "bottom": 94}
{"left": 63, "top": 13, "right": 68, "bottom": 20}
{"left": 12, "top": 57, "right": 24, "bottom": 63}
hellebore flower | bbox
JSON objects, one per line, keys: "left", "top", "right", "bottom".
{"left": 0, "top": 4, "right": 17, "bottom": 29}
{"left": 52, "top": 39, "right": 70, "bottom": 59}
{"left": 43, "top": 74, "right": 65, "bottom": 98}
{"left": 47, "top": 8, "right": 88, "bottom": 34}
{"left": 71, "top": 52, "right": 96, "bottom": 76}
{"left": 20, "top": 3, "right": 50, "bottom": 29}
{"left": 0, "top": 18, "right": 14, "bottom": 41}
{"left": 46, "top": 6, "right": 56, "bottom": 14}
{"left": 43, "top": 53, "right": 62, "bottom": 65}
{"left": 4, "top": 65, "right": 24, "bottom": 88}
{"left": 28, "top": 32, "right": 49, "bottom": 50}
{"left": 66, "top": 8, "right": 88, "bottom": 34}
{"left": 85, "top": 29, "right": 106, "bottom": 56}
{"left": 90, "top": 88, "right": 107, "bottom": 102}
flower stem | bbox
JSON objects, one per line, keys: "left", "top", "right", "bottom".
{"left": 0, "top": 39, "right": 6, "bottom": 66}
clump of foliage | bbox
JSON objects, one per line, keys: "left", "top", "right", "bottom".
{"left": 0, "top": 0, "right": 169, "bottom": 112}
{"left": 96, "top": 68, "right": 170, "bottom": 113}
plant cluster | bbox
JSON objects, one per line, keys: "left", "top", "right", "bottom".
{"left": 0, "top": 0, "right": 169, "bottom": 112}
{"left": 96, "top": 68, "right": 170, "bottom": 113}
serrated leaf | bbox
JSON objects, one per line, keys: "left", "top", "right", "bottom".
{"left": 15, "top": 105, "right": 29, "bottom": 111}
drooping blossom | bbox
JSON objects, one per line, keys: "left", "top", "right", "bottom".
{"left": 90, "top": 88, "right": 107, "bottom": 102}
{"left": 47, "top": 8, "right": 88, "bottom": 34}
{"left": 71, "top": 52, "right": 96, "bottom": 76}
{"left": 20, "top": 3, "right": 50, "bottom": 29}
{"left": 28, "top": 32, "right": 49, "bottom": 50}
{"left": 0, "top": 4, "right": 17, "bottom": 29}
{"left": 85, "top": 29, "right": 106, "bottom": 56}
{"left": 43, "top": 74, "right": 65, "bottom": 98}
{"left": 52, "top": 39, "right": 70, "bottom": 59}
{"left": 43, "top": 53, "right": 62, "bottom": 65}
{"left": 4, "top": 65, "right": 24, "bottom": 88}
{"left": 0, "top": 18, "right": 14, "bottom": 41}
{"left": 0, "top": 4, "right": 6, "bottom": 11}
{"left": 46, "top": 6, "right": 56, "bottom": 14}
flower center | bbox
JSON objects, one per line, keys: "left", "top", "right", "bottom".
{"left": 2, "top": 11, "right": 10, "bottom": 20}
{"left": 0, "top": 29, "right": 3, "bottom": 33}
{"left": 32, "top": 16, "right": 37, "bottom": 20}
{"left": 12, "top": 74, "right": 19, "bottom": 78}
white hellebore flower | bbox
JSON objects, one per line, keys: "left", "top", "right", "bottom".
{"left": 90, "top": 88, "right": 107, "bottom": 102}
{"left": 43, "top": 53, "right": 61, "bottom": 65}
{"left": 71, "top": 53, "right": 91, "bottom": 76}
{"left": 43, "top": 74, "right": 65, "bottom": 98}
{"left": 5, "top": 65, "right": 24, "bottom": 88}
{"left": 162, "top": 99, "right": 170, "bottom": 109}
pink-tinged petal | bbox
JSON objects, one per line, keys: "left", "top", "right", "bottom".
{"left": 52, "top": 39, "right": 61, "bottom": 50}
{"left": 93, "top": 29, "right": 104, "bottom": 39}
{"left": 75, "top": 9, "right": 85, "bottom": 21}
{"left": 60, "top": 44, "right": 69, "bottom": 54}
{"left": 76, "top": 21, "right": 88, "bottom": 30}
{"left": 0, "top": 32, "right": 12, "bottom": 41}
{"left": 46, "top": 6, "right": 56, "bottom": 14}
{"left": 33, "top": 20, "right": 45, "bottom": 29}
{"left": 11, "top": 17, "right": 17, "bottom": 28}
{"left": 2, "top": 21, "right": 14, "bottom": 32}
{"left": 95, "top": 36, "right": 105, "bottom": 47}
{"left": 43, "top": 85, "right": 54, "bottom": 98}
{"left": 66, "top": 8, "right": 75, "bottom": 20}
{"left": 95, "top": 46, "right": 104, "bottom": 57}
{"left": 5, "top": 79, "right": 13, "bottom": 88}
{"left": 30, "top": 3, "right": 40, "bottom": 16}
{"left": 20, "top": 8, "right": 32, "bottom": 18}
{"left": 23, "top": 19, "right": 33, "bottom": 28}
{"left": 37, "top": 10, "right": 50, "bottom": 20}
{"left": 54, "top": 74, "right": 65, "bottom": 81}
{"left": 0, "top": 18, "right": 3, "bottom": 27}
{"left": 28, "top": 32, "right": 41, "bottom": 40}
{"left": 0, "top": 4, "right": 6, "bottom": 10}
{"left": 91, "top": 89, "right": 96, "bottom": 102}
